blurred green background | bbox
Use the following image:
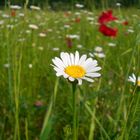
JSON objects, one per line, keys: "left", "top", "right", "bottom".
{"left": 1, "top": 0, "right": 140, "bottom": 9}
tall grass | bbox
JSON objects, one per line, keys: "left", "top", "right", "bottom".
{"left": 0, "top": 7, "right": 140, "bottom": 140}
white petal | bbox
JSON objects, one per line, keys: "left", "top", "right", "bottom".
{"left": 65, "top": 53, "right": 71, "bottom": 66}
{"left": 86, "top": 73, "right": 101, "bottom": 78}
{"left": 63, "top": 73, "right": 69, "bottom": 78}
{"left": 82, "top": 77, "right": 94, "bottom": 82}
{"left": 87, "top": 66, "right": 101, "bottom": 73}
{"left": 70, "top": 53, "right": 75, "bottom": 65}
{"left": 81, "top": 58, "right": 93, "bottom": 67}
{"left": 77, "top": 79, "right": 82, "bottom": 85}
{"left": 52, "top": 57, "right": 65, "bottom": 69}
{"left": 75, "top": 51, "right": 79, "bottom": 65}
{"left": 78, "top": 54, "right": 87, "bottom": 65}
{"left": 56, "top": 72, "right": 64, "bottom": 77}
{"left": 53, "top": 67, "right": 64, "bottom": 72}
{"left": 132, "top": 73, "right": 136, "bottom": 80}
{"left": 69, "top": 77, "right": 75, "bottom": 81}
{"left": 60, "top": 52, "right": 68, "bottom": 66}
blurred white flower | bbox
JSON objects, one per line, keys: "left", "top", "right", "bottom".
{"left": 47, "top": 29, "right": 53, "bottom": 32}
{"left": 29, "top": 24, "right": 38, "bottom": 30}
{"left": 108, "top": 43, "right": 116, "bottom": 47}
{"left": 93, "top": 52, "right": 105, "bottom": 58}
{"left": 4, "top": 63, "right": 10, "bottom": 68}
{"left": 128, "top": 73, "right": 140, "bottom": 86}
{"left": 75, "top": 4, "right": 84, "bottom": 8}
{"left": 0, "top": 20, "right": 4, "bottom": 25}
{"left": 127, "top": 29, "right": 134, "bottom": 33}
{"left": 29, "top": 64, "right": 33, "bottom": 69}
{"left": 64, "top": 24, "right": 70, "bottom": 29}
{"left": 2, "top": 14, "right": 10, "bottom": 18}
{"left": 39, "top": 33, "right": 46, "bottom": 37}
{"left": 87, "top": 17, "right": 94, "bottom": 21}
{"left": 38, "top": 47, "right": 44, "bottom": 51}
{"left": 26, "top": 30, "right": 31, "bottom": 34}
{"left": 10, "top": 5, "right": 21, "bottom": 10}
{"left": 89, "top": 46, "right": 105, "bottom": 58}
{"left": 7, "top": 24, "right": 14, "bottom": 29}
{"left": 77, "top": 44, "right": 83, "bottom": 48}
{"left": 30, "top": 5, "right": 41, "bottom": 11}
{"left": 18, "top": 13, "right": 24, "bottom": 17}
{"left": 66, "top": 34, "right": 80, "bottom": 40}
{"left": 52, "top": 48, "right": 59, "bottom": 51}
{"left": 94, "top": 46, "right": 103, "bottom": 52}
{"left": 51, "top": 51, "right": 101, "bottom": 85}
{"left": 116, "top": 3, "right": 121, "bottom": 6}
{"left": 75, "top": 12, "right": 81, "bottom": 16}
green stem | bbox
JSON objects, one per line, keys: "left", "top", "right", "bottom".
{"left": 72, "top": 82, "right": 77, "bottom": 140}
{"left": 40, "top": 78, "right": 59, "bottom": 140}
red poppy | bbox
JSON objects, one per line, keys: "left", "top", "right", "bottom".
{"left": 99, "top": 24, "right": 118, "bottom": 37}
{"left": 75, "top": 17, "right": 81, "bottom": 23}
{"left": 66, "top": 37, "right": 72, "bottom": 48}
{"left": 11, "top": 10, "right": 16, "bottom": 17}
{"left": 122, "top": 21, "right": 129, "bottom": 26}
{"left": 98, "top": 10, "right": 118, "bottom": 24}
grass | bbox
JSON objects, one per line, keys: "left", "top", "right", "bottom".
{"left": 0, "top": 7, "right": 140, "bottom": 140}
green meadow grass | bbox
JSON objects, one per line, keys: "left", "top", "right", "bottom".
{"left": 0, "top": 8, "right": 140, "bottom": 140}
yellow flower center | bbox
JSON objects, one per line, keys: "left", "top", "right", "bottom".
{"left": 137, "top": 80, "right": 140, "bottom": 86}
{"left": 65, "top": 65, "right": 86, "bottom": 78}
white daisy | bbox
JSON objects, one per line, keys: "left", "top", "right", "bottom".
{"left": 51, "top": 51, "right": 101, "bottom": 85}
{"left": 128, "top": 73, "right": 140, "bottom": 86}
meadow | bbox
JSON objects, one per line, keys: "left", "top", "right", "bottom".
{"left": 0, "top": 5, "right": 140, "bottom": 140}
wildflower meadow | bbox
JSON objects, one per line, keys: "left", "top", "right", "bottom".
{"left": 0, "top": 1, "right": 140, "bottom": 140}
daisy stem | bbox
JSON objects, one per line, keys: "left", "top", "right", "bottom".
{"left": 72, "top": 82, "right": 77, "bottom": 140}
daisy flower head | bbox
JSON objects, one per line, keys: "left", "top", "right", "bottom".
{"left": 51, "top": 51, "right": 101, "bottom": 85}
{"left": 128, "top": 73, "right": 140, "bottom": 86}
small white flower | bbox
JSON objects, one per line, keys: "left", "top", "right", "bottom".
{"left": 94, "top": 52, "right": 105, "bottom": 58}
{"left": 26, "top": 30, "right": 31, "bottom": 34}
{"left": 64, "top": 24, "right": 70, "bottom": 29}
{"left": 51, "top": 51, "right": 101, "bottom": 85}
{"left": 4, "top": 63, "right": 10, "bottom": 68}
{"left": 94, "top": 46, "right": 103, "bottom": 52}
{"left": 77, "top": 44, "right": 83, "bottom": 48}
{"left": 87, "top": 17, "right": 95, "bottom": 21}
{"left": 47, "top": 29, "right": 53, "bottom": 32}
{"left": 39, "top": 33, "right": 46, "bottom": 37}
{"left": 10, "top": 5, "right": 21, "bottom": 10}
{"left": 0, "top": 20, "right": 4, "bottom": 25}
{"left": 7, "top": 24, "right": 14, "bottom": 29}
{"left": 108, "top": 43, "right": 116, "bottom": 47}
{"left": 38, "top": 47, "right": 44, "bottom": 51}
{"left": 2, "top": 14, "right": 9, "bottom": 18}
{"left": 29, "top": 24, "right": 38, "bottom": 30}
{"left": 29, "top": 64, "right": 33, "bottom": 69}
{"left": 75, "top": 12, "right": 81, "bottom": 16}
{"left": 30, "top": 5, "right": 41, "bottom": 11}
{"left": 128, "top": 73, "right": 140, "bottom": 86}
{"left": 75, "top": 4, "right": 84, "bottom": 8}
{"left": 66, "top": 34, "right": 80, "bottom": 40}
{"left": 127, "top": 29, "right": 134, "bottom": 33}
{"left": 52, "top": 48, "right": 59, "bottom": 51}
{"left": 116, "top": 3, "right": 121, "bottom": 6}
{"left": 18, "top": 13, "right": 24, "bottom": 17}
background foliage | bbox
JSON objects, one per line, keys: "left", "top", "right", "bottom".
{"left": 1, "top": 0, "right": 140, "bottom": 9}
